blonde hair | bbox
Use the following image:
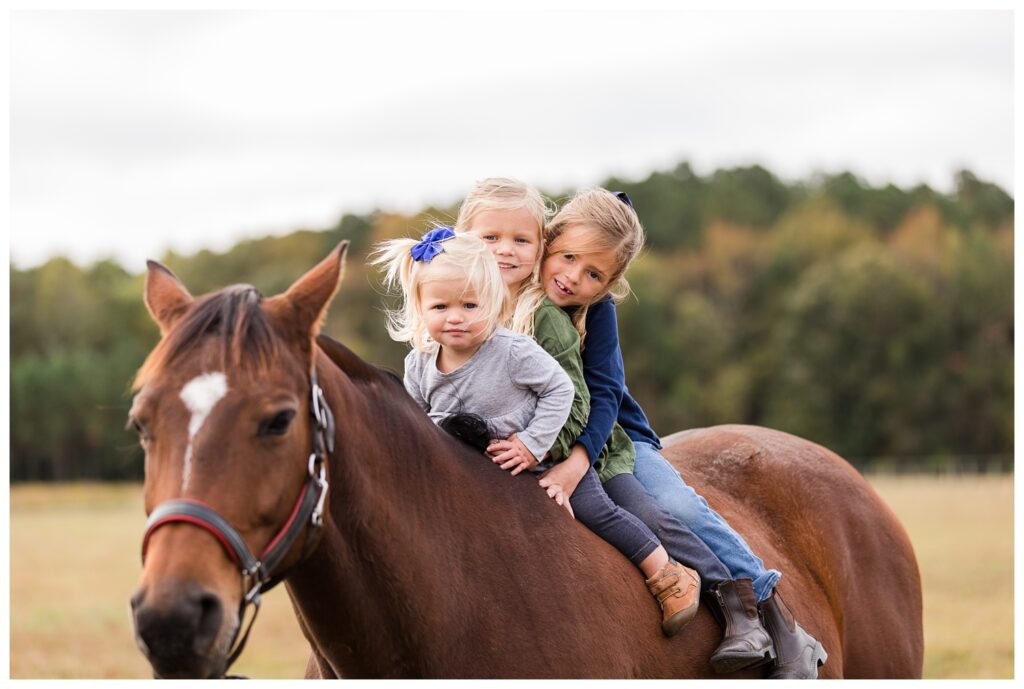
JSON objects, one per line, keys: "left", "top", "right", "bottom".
{"left": 455, "top": 177, "right": 551, "bottom": 237}
{"left": 371, "top": 231, "right": 508, "bottom": 353}
{"left": 455, "top": 178, "right": 553, "bottom": 314}
{"left": 512, "top": 187, "right": 646, "bottom": 343}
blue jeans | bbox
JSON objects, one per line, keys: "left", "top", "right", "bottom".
{"left": 632, "top": 441, "right": 782, "bottom": 602}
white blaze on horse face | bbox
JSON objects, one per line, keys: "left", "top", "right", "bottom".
{"left": 179, "top": 372, "right": 229, "bottom": 490}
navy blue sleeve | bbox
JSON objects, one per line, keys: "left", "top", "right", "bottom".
{"left": 577, "top": 299, "right": 627, "bottom": 464}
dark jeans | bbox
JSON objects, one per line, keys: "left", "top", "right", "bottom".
{"left": 604, "top": 472, "right": 731, "bottom": 591}
{"left": 568, "top": 468, "right": 660, "bottom": 568}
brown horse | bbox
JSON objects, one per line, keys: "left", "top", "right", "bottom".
{"left": 129, "top": 244, "right": 923, "bottom": 679}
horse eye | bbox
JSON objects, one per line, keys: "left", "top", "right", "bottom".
{"left": 259, "top": 410, "right": 296, "bottom": 436}
{"left": 126, "top": 416, "right": 150, "bottom": 442}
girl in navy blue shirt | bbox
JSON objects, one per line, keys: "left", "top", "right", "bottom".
{"left": 537, "top": 187, "right": 827, "bottom": 679}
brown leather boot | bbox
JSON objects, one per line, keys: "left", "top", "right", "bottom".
{"left": 758, "top": 591, "right": 828, "bottom": 679}
{"left": 645, "top": 561, "right": 701, "bottom": 636}
{"left": 707, "top": 579, "right": 775, "bottom": 673}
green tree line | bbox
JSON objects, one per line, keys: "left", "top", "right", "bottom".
{"left": 10, "top": 164, "right": 1013, "bottom": 481}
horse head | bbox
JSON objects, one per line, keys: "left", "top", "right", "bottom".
{"left": 129, "top": 243, "right": 347, "bottom": 678}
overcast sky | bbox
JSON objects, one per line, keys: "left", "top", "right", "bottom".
{"left": 9, "top": 9, "right": 1014, "bottom": 270}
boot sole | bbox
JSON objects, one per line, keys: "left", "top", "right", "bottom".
{"left": 769, "top": 642, "right": 829, "bottom": 679}
{"left": 662, "top": 601, "right": 700, "bottom": 637}
{"left": 710, "top": 647, "right": 776, "bottom": 675}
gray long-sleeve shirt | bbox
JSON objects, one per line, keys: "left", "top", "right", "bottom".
{"left": 403, "top": 328, "right": 574, "bottom": 460}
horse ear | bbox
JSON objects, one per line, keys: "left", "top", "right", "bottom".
{"left": 144, "top": 260, "right": 194, "bottom": 336}
{"left": 265, "top": 242, "right": 349, "bottom": 344}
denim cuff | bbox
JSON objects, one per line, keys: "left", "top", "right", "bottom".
{"left": 752, "top": 569, "right": 783, "bottom": 603}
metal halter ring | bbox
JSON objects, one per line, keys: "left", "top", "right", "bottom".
{"left": 308, "top": 453, "right": 329, "bottom": 528}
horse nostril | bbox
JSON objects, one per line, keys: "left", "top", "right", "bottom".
{"left": 130, "top": 588, "right": 146, "bottom": 612}
{"left": 192, "top": 591, "right": 224, "bottom": 653}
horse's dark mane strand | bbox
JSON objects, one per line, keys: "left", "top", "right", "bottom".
{"left": 134, "top": 285, "right": 285, "bottom": 390}
{"left": 315, "top": 334, "right": 404, "bottom": 389}
{"left": 377, "top": 367, "right": 403, "bottom": 387}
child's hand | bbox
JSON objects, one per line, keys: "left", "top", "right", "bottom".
{"left": 541, "top": 480, "right": 575, "bottom": 519}
{"left": 487, "top": 434, "right": 538, "bottom": 475}
{"left": 537, "top": 444, "right": 589, "bottom": 498}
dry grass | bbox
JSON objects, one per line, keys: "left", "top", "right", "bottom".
{"left": 9, "top": 476, "right": 1014, "bottom": 678}
{"left": 9, "top": 483, "right": 309, "bottom": 679}
{"left": 866, "top": 474, "right": 1014, "bottom": 678}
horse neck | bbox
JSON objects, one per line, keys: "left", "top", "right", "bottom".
{"left": 285, "top": 347, "right": 512, "bottom": 677}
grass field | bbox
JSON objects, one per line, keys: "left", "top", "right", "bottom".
{"left": 9, "top": 475, "right": 1014, "bottom": 678}
{"left": 869, "top": 474, "right": 1014, "bottom": 678}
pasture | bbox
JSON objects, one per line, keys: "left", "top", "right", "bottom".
{"left": 9, "top": 475, "right": 1013, "bottom": 678}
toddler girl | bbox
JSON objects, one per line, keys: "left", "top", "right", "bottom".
{"left": 372, "top": 228, "right": 700, "bottom": 636}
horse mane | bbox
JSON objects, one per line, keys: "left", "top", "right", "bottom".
{"left": 315, "top": 335, "right": 496, "bottom": 456}
{"left": 315, "top": 334, "right": 404, "bottom": 388}
{"left": 133, "top": 285, "right": 286, "bottom": 391}
{"left": 313, "top": 332, "right": 561, "bottom": 500}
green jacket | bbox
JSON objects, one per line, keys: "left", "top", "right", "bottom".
{"left": 533, "top": 298, "right": 636, "bottom": 482}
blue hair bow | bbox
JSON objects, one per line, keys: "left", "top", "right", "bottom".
{"left": 411, "top": 226, "right": 456, "bottom": 263}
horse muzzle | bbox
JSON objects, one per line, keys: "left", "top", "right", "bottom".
{"left": 131, "top": 580, "right": 238, "bottom": 679}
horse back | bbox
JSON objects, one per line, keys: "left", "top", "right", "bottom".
{"left": 309, "top": 337, "right": 733, "bottom": 677}
{"left": 661, "top": 425, "right": 924, "bottom": 679}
